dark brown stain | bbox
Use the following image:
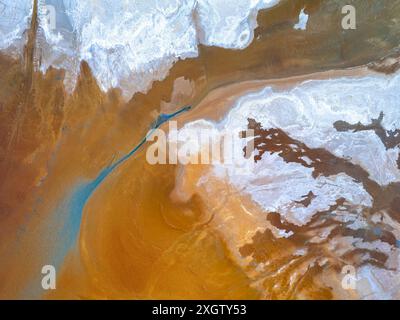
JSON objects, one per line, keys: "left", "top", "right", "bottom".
{"left": 295, "top": 191, "right": 316, "bottom": 208}
{"left": 397, "top": 153, "right": 400, "bottom": 170}
{"left": 334, "top": 112, "right": 400, "bottom": 150}
{"left": 244, "top": 118, "right": 400, "bottom": 216}
{"left": 238, "top": 118, "right": 400, "bottom": 296}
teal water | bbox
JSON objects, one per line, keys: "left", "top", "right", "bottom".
{"left": 22, "top": 105, "right": 191, "bottom": 298}
{"left": 61, "top": 105, "right": 192, "bottom": 257}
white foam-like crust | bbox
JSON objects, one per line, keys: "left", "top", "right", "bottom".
{"left": 0, "top": 0, "right": 33, "bottom": 51}
{"left": 357, "top": 265, "right": 400, "bottom": 299}
{"left": 0, "top": 0, "right": 279, "bottom": 98}
{"left": 218, "top": 73, "right": 400, "bottom": 224}
{"left": 195, "top": 0, "right": 279, "bottom": 49}
{"left": 293, "top": 8, "right": 308, "bottom": 31}
{"left": 174, "top": 72, "right": 400, "bottom": 227}
{"left": 222, "top": 72, "right": 400, "bottom": 187}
